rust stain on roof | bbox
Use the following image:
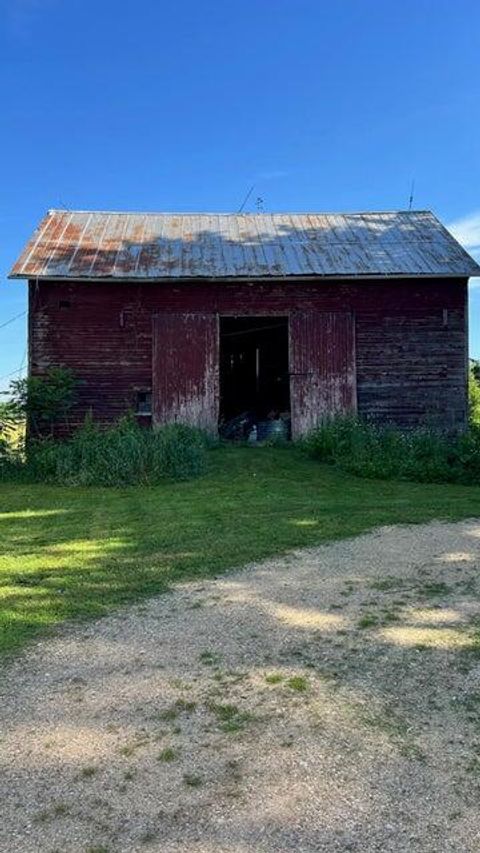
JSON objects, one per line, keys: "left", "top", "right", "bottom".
{"left": 9, "top": 210, "right": 480, "bottom": 281}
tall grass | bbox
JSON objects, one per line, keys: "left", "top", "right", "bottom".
{"left": 303, "top": 415, "right": 480, "bottom": 485}
{"left": 0, "top": 417, "right": 209, "bottom": 486}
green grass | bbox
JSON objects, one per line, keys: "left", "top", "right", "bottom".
{"left": 206, "top": 700, "right": 254, "bottom": 733}
{"left": 286, "top": 675, "right": 309, "bottom": 692}
{"left": 357, "top": 613, "right": 380, "bottom": 629}
{"left": 417, "top": 581, "right": 452, "bottom": 598}
{"left": 79, "top": 765, "right": 98, "bottom": 779}
{"left": 265, "top": 673, "right": 284, "bottom": 684}
{"left": 1, "top": 445, "right": 480, "bottom": 659}
{"left": 157, "top": 747, "right": 178, "bottom": 762}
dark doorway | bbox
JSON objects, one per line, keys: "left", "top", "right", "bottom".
{"left": 219, "top": 316, "right": 290, "bottom": 439}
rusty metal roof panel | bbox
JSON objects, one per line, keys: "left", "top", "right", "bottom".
{"left": 9, "top": 210, "right": 480, "bottom": 281}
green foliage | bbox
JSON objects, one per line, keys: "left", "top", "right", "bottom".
{"left": 469, "top": 367, "right": 480, "bottom": 426}
{"left": 9, "top": 367, "right": 77, "bottom": 436}
{"left": 0, "top": 400, "right": 24, "bottom": 461}
{"left": 0, "top": 401, "right": 14, "bottom": 458}
{"left": 0, "top": 400, "right": 18, "bottom": 431}
{"left": 303, "top": 415, "right": 480, "bottom": 485}
{"left": 16, "top": 417, "right": 208, "bottom": 486}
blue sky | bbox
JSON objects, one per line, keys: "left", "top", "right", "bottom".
{"left": 1, "top": 0, "right": 480, "bottom": 392}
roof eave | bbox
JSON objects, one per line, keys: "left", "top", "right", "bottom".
{"left": 8, "top": 271, "right": 479, "bottom": 283}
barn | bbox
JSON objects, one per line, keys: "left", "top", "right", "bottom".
{"left": 9, "top": 209, "right": 480, "bottom": 438}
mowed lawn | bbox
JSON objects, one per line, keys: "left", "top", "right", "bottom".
{"left": 1, "top": 446, "right": 480, "bottom": 658}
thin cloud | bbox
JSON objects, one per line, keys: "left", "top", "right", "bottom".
{"left": 447, "top": 211, "right": 480, "bottom": 256}
{"left": 447, "top": 211, "right": 480, "bottom": 289}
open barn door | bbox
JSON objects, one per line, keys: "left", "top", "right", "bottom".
{"left": 152, "top": 313, "right": 219, "bottom": 433}
{"left": 289, "top": 312, "right": 356, "bottom": 439}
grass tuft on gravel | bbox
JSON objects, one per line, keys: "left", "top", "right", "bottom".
{"left": 1, "top": 445, "right": 480, "bottom": 659}
{"left": 265, "top": 673, "right": 284, "bottom": 684}
{"left": 286, "top": 675, "right": 309, "bottom": 692}
{"left": 183, "top": 772, "right": 203, "bottom": 787}
{"left": 206, "top": 701, "right": 254, "bottom": 733}
{"left": 157, "top": 747, "right": 178, "bottom": 762}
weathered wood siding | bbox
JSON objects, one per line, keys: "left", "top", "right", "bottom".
{"left": 28, "top": 277, "right": 468, "bottom": 433}
{"left": 152, "top": 313, "right": 219, "bottom": 432}
{"left": 289, "top": 312, "right": 356, "bottom": 438}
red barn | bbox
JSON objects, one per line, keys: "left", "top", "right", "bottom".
{"left": 9, "top": 209, "right": 480, "bottom": 437}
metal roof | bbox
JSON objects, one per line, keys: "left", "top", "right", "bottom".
{"left": 9, "top": 209, "right": 480, "bottom": 281}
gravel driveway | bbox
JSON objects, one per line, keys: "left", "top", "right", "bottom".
{"left": 1, "top": 520, "right": 480, "bottom": 853}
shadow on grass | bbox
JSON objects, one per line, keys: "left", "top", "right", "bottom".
{"left": 1, "top": 446, "right": 480, "bottom": 657}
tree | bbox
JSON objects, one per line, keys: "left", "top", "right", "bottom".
{"left": 469, "top": 366, "right": 480, "bottom": 426}
{"left": 471, "top": 359, "right": 480, "bottom": 385}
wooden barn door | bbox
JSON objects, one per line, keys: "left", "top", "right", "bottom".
{"left": 152, "top": 313, "right": 219, "bottom": 433}
{"left": 289, "top": 312, "right": 356, "bottom": 439}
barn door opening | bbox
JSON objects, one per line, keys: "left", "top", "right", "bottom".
{"left": 219, "top": 316, "right": 290, "bottom": 440}
{"left": 152, "top": 313, "right": 219, "bottom": 432}
{"left": 289, "top": 311, "right": 356, "bottom": 439}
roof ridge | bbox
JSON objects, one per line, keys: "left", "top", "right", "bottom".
{"left": 45, "top": 208, "right": 435, "bottom": 217}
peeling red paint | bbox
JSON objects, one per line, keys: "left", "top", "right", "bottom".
{"left": 152, "top": 313, "right": 219, "bottom": 432}
{"left": 289, "top": 312, "right": 356, "bottom": 438}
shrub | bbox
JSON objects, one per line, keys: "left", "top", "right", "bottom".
{"left": 9, "top": 367, "right": 77, "bottom": 437}
{"left": 303, "top": 414, "right": 480, "bottom": 485}
{"left": 2, "top": 417, "right": 209, "bottom": 486}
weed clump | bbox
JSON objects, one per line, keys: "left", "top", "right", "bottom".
{"left": 265, "top": 673, "right": 284, "bottom": 685}
{"left": 303, "top": 415, "right": 480, "bottom": 486}
{"left": 286, "top": 676, "right": 309, "bottom": 692}
{"left": 206, "top": 701, "right": 254, "bottom": 733}
{"left": 157, "top": 747, "right": 178, "bottom": 762}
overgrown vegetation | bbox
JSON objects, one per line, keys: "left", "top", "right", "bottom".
{"left": 2, "top": 446, "right": 480, "bottom": 658}
{"left": 1, "top": 368, "right": 208, "bottom": 486}
{"left": 10, "top": 366, "right": 77, "bottom": 437}
{"left": 469, "top": 366, "right": 480, "bottom": 426}
{"left": 304, "top": 368, "right": 480, "bottom": 485}
{"left": 303, "top": 413, "right": 480, "bottom": 485}
{"left": 1, "top": 417, "right": 208, "bottom": 486}
{"left": 1, "top": 366, "right": 76, "bottom": 463}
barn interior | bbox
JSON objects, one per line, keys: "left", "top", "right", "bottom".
{"left": 219, "top": 316, "right": 290, "bottom": 440}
